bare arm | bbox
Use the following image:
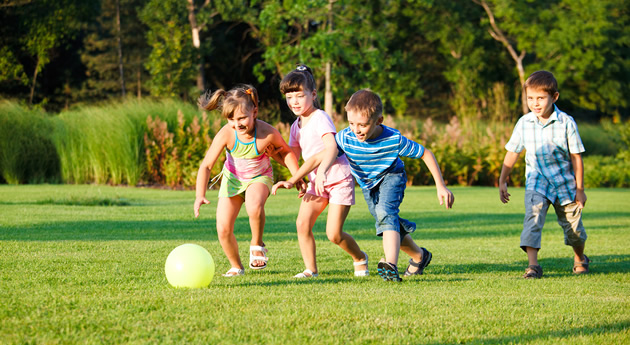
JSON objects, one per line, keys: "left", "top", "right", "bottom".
{"left": 498, "top": 151, "right": 520, "bottom": 204}
{"left": 571, "top": 153, "right": 586, "bottom": 208}
{"left": 194, "top": 126, "right": 230, "bottom": 218}
{"left": 421, "top": 148, "right": 454, "bottom": 209}
{"left": 270, "top": 133, "right": 338, "bottom": 196}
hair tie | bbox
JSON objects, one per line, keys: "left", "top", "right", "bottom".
{"left": 245, "top": 88, "right": 252, "bottom": 95}
{"left": 296, "top": 65, "right": 307, "bottom": 72}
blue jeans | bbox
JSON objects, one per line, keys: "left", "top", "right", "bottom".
{"left": 362, "top": 168, "right": 416, "bottom": 240}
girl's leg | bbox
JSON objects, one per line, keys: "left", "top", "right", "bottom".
{"left": 326, "top": 203, "right": 367, "bottom": 271}
{"left": 216, "top": 196, "right": 245, "bottom": 270}
{"left": 244, "top": 183, "right": 270, "bottom": 268}
{"left": 296, "top": 194, "right": 328, "bottom": 273}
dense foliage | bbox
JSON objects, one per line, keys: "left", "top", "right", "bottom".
{"left": 1, "top": 0, "right": 628, "bottom": 121}
{"left": 1, "top": 100, "right": 628, "bottom": 188}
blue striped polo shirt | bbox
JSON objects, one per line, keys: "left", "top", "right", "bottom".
{"left": 505, "top": 105, "right": 585, "bottom": 205}
{"left": 336, "top": 125, "right": 425, "bottom": 189}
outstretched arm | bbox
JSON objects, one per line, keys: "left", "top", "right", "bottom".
{"left": 194, "top": 127, "right": 229, "bottom": 217}
{"left": 421, "top": 148, "right": 454, "bottom": 209}
{"left": 570, "top": 153, "right": 586, "bottom": 209}
{"left": 271, "top": 150, "right": 326, "bottom": 195}
{"left": 498, "top": 151, "right": 520, "bottom": 204}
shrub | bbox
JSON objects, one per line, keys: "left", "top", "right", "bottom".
{"left": 143, "top": 110, "right": 222, "bottom": 188}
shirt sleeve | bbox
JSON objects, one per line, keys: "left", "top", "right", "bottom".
{"left": 288, "top": 120, "right": 300, "bottom": 148}
{"left": 314, "top": 111, "right": 337, "bottom": 138}
{"left": 398, "top": 135, "right": 425, "bottom": 159}
{"left": 567, "top": 119, "right": 586, "bottom": 154}
{"left": 335, "top": 131, "right": 346, "bottom": 157}
{"left": 505, "top": 118, "right": 525, "bottom": 153}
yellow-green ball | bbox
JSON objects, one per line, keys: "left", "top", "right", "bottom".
{"left": 165, "top": 244, "right": 215, "bottom": 288}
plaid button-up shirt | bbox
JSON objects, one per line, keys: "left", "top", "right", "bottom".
{"left": 505, "top": 105, "right": 585, "bottom": 205}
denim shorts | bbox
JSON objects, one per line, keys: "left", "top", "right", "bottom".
{"left": 521, "top": 190, "right": 587, "bottom": 250}
{"left": 361, "top": 168, "right": 416, "bottom": 240}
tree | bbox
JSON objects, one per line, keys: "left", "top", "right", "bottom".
{"left": 81, "top": 0, "right": 151, "bottom": 101}
{"left": 140, "top": 0, "right": 197, "bottom": 98}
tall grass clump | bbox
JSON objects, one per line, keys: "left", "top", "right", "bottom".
{"left": 53, "top": 99, "right": 200, "bottom": 185}
{"left": 0, "top": 101, "right": 60, "bottom": 184}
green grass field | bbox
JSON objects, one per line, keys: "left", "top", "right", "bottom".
{"left": 1, "top": 185, "right": 629, "bottom": 344}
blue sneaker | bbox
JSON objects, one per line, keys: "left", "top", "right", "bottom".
{"left": 377, "top": 260, "right": 402, "bottom": 282}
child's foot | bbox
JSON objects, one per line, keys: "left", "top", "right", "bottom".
{"left": 294, "top": 269, "right": 318, "bottom": 278}
{"left": 573, "top": 255, "right": 590, "bottom": 274}
{"left": 249, "top": 245, "right": 268, "bottom": 269}
{"left": 222, "top": 267, "right": 245, "bottom": 277}
{"left": 404, "top": 247, "right": 432, "bottom": 276}
{"left": 353, "top": 251, "right": 369, "bottom": 277}
{"left": 377, "top": 259, "right": 402, "bottom": 282}
{"left": 523, "top": 264, "right": 543, "bottom": 279}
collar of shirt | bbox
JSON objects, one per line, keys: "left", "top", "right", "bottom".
{"left": 524, "top": 104, "right": 562, "bottom": 127}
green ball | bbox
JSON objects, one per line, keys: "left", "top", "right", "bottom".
{"left": 165, "top": 244, "right": 215, "bottom": 288}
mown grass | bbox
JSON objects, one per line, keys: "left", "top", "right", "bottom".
{"left": 0, "top": 185, "right": 628, "bottom": 344}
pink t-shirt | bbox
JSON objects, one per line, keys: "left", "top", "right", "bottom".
{"left": 289, "top": 109, "right": 352, "bottom": 184}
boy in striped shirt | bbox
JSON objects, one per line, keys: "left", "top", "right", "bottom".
{"left": 499, "top": 71, "right": 589, "bottom": 279}
{"left": 316, "top": 89, "right": 454, "bottom": 281}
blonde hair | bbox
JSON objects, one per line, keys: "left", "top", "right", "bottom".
{"left": 279, "top": 64, "right": 321, "bottom": 109}
{"left": 524, "top": 71, "right": 558, "bottom": 95}
{"left": 198, "top": 84, "right": 258, "bottom": 119}
{"left": 345, "top": 89, "right": 382, "bottom": 120}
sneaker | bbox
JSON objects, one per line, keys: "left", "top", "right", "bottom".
{"left": 377, "top": 260, "right": 402, "bottom": 282}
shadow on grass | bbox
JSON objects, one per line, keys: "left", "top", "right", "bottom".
{"left": 425, "top": 320, "right": 630, "bottom": 345}
{"left": 431, "top": 255, "right": 630, "bottom": 276}
{"left": 0, "top": 213, "right": 530, "bottom": 241}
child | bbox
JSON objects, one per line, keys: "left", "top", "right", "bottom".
{"left": 194, "top": 85, "right": 300, "bottom": 277}
{"left": 271, "top": 65, "right": 368, "bottom": 278}
{"left": 499, "top": 70, "right": 589, "bottom": 279}
{"left": 285, "top": 89, "right": 454, "bottom": 282}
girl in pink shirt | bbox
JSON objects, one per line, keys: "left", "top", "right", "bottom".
{"left": 272, "top": 65, "right": 368, "bottom": 278}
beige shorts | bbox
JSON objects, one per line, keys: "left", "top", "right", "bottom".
{"left": 520, "top": 190, "right": 587, "bottom": 250}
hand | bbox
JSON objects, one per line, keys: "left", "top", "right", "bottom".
{"left": 271, "top": 181, "right": 294, "bottom": 195}
{"left": 264, "top": 144, "right": 282, "bottom": 157}
{"left": 294, "top": 179, "right": 307, "bottom": 198}
{"left": 194, "top": 197, "right": 211, "bottom": 218}
{"left": 499, "top": 182, "right": 510, "bottom": 204}
{"left": 437, "top": 186, "right": 454, "bottom": 209}
{"left": 315, "top": 171, "right": 326, "bottom": 195}
{"left": 575, "top": 189, "right": 587, "bottom": 209}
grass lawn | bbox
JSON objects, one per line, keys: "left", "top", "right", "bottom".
{"left": 1, "top": 184, "right": 629, "bottom": 344}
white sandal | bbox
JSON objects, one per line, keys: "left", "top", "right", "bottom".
{"left": 249, "top": 245, "right": 268, "bottom": 270}
{"left": 294, "top": 269, "right": 318, "bottom": 278}
{"left": 354, "top": 251, "right": 369, "bottom": 277}
{"left": 222, "top": 267, "right": 245, "bottom": 277}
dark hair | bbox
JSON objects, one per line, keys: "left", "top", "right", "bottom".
{"left": 345, "top": 89, "right": 383, "bottom": 120}
{"left": 279, "top": 64, "right": 321, "bottom": 109}
{"left": 197, "top": 84, "right": 258, "bottom": 119}
{"left": 524, "top": 70, "right": 558, "bottom": 95}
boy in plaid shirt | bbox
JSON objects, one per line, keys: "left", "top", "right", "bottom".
{"left": 499, "top": 71, "right": 589, "bottom": 279}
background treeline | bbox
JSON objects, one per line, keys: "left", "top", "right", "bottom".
{"left": 1, "top": 0, "right": 628, "bottom": 120}
{"left": 1, "top": 0, "right": 629, "bottom": 188}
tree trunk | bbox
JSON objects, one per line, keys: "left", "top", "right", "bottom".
{"left": 324, "top": 0, "right": 334, "bottom": 117}
{"left": 477, "top": 0, "right": 529, "bottom": 114}
{"left": 137, "top": 63, "right": 142, "bottom": 99}
{"left": 29, "top": 55, "right": 39, "bottom": 106}
{"left": 116, "top": 0, "right": 126, "bottom": 97}
{"left": 187, "top": 0, "right": 205, "bottom": 91}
